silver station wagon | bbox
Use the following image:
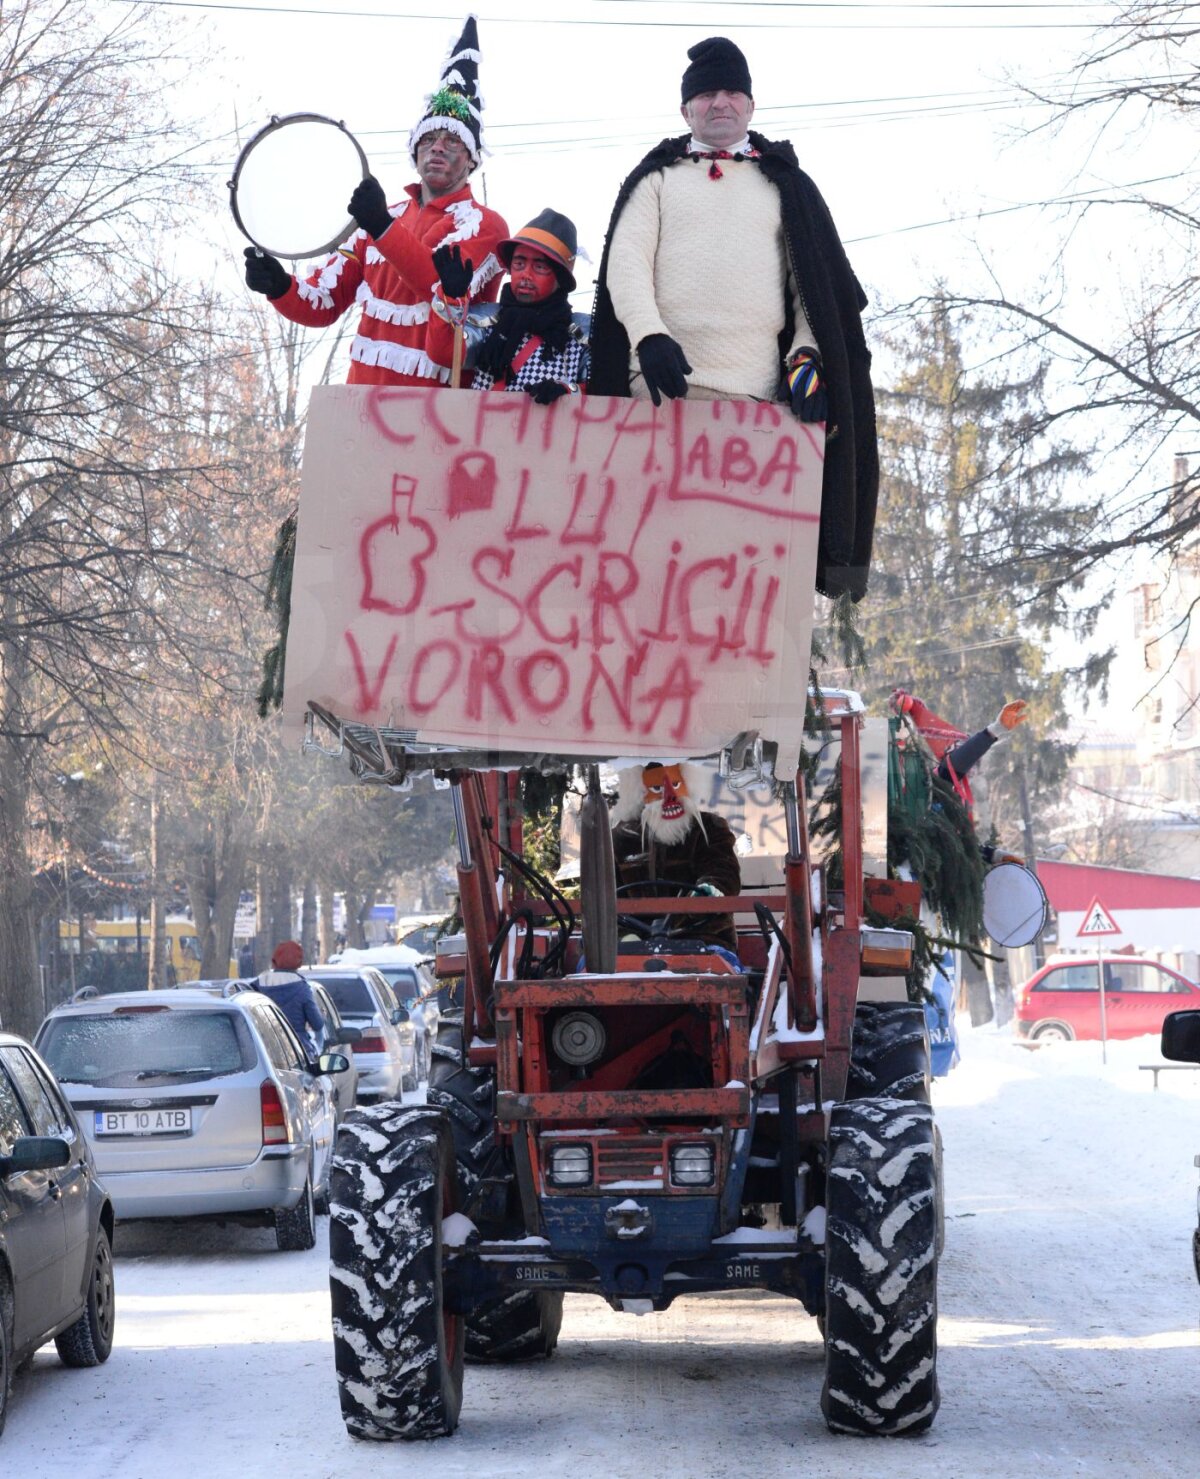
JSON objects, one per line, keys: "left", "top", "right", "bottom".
{"left": 35, "top": 990, "right": 348, "bottom": 1251}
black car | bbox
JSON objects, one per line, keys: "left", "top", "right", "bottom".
{"left": 0, "top": 1031, "right": 115, "bottom": 1435}
{"left": 1161, "top": 1009, "right": 1200, "bottom": 1284}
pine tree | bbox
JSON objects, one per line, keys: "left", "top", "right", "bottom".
{"left": 850, "top": 295, "right": 1103, "bottom": 851}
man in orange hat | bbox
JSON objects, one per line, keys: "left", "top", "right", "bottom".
{"left": 255, "top": 941, "right": 325, "bottom": 1054}
{"left": 427, "top": 208, "right": 589, "bottom": 400}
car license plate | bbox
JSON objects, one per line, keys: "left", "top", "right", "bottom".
{"left": 94, "top": 1106, "right": 193, "bottom": 1136}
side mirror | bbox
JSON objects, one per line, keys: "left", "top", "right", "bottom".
{"left": 316, "top": 1052, "right": 351, "bottom": 1076}
{"left": 391, "top": 1005, "right": 410, "bottom": 1025}
{"left": 1162, "top": 1009, "right": 1200, "bottom": 1063}
{"left": 337, "top": 1025, "right": 363, "bottom": 1046}
{"left": 1, "top": 1136, "right": 71, "bottom": 1176}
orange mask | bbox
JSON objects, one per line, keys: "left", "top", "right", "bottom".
{"left": 642, "top": 763, "right": 688, "bottom": 822}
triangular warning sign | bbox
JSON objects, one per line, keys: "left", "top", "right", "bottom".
{"left": 1076, "top": 896, "right": 1120, "bottom": 938}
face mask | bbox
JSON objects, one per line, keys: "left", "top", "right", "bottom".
{"left": 639, "top": 764, "right": 700, "bottom": 846}
{"left": 642, "top": 764, "right": 688, "bottom": 816}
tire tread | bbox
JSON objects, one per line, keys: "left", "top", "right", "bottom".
{"left": 329, "top": 1104, "right": 464, "bottom": 1439}
{"left": 821, "top": 1097, "right": 940, "bottom": 1436}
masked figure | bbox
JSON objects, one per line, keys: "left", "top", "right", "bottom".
{"left": 610, "top": 763, "right": 741, "bottom": 962}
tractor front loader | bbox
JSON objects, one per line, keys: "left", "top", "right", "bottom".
{"left": 284, "top": 384, "right": 940, "bottom": 1443}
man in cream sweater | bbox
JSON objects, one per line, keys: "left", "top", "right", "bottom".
{"left": 589, "top": 37, "right": 879, "bottom": 601}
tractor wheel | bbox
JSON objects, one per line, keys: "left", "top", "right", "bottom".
{"left": 846, "top": 1002, "right": 932, "bottom": 1104}
{"left": 428, "top": 1015, "right": 563, "bottom": 1363}
{"left": 428, "top": 1014, "right": 506, "bottom": 1221}
{"left": 463, "top": 1286, "right": 564, "bottom": 1363}
{"left": 821, "top": 1097, "right": 939, "bottom": 1436}
{"left": 329, "top": 1104, "right": 464, "bottom": 1440}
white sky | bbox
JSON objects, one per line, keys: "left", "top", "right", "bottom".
{"left": 164, "top": 0, "right": 1195, "bottom": 309}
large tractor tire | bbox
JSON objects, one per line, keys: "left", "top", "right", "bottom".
{"left": 846, "top": 1002, "right": 932, "bottom": 1104}
{"left": 428, "top": 1015, "right": 563, "bottom": 1364}
{"left": 329, "top": 1104, "right": 465, "bottom": 1440}
{"left": 821, "top": 1097, "right": 939, "bottom": 1436}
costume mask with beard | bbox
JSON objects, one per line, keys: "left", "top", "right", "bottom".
{"left": 613, "top": 762, "right": 708, "bottom": 848}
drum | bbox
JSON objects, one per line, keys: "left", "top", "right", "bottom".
{"left": 982, "top": 861, "right": 1050, "bottom": 948}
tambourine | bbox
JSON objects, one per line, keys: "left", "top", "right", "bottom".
{"left": 229, "top": 113, "right": 369, "bottom": 260}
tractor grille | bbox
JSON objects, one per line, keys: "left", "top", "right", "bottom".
{"left": 595, "top": 1137, "right": 665, "bottom": 1187}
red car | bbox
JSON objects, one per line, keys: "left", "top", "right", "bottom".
{"left": 1014, "top": 955, "right": 1200, "bottom": 1041}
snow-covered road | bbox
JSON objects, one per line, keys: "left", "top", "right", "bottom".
{"left": 6, "top": 1030, "right": 1200, "bottom": 1478}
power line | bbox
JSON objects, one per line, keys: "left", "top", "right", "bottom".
{"left": 113, "top": 0, "right": 1178, "bottom": 29}
{"left": 598, "top": 2, "right": 1112, "bottom": 8}
{"left": 844, "top": 170, "right": 1192, "bottom": 244}
{"left": 349, "top": 70, "right": 1182, "bottom": 139}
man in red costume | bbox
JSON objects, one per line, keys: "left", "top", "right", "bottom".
{"left": 243, "top": 16, "right": 508, "bottom": 387}
{"left": 890, "top": 689, "right": 1028, "bottom": 815}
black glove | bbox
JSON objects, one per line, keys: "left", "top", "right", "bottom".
{"left": 348, "top": 174, "right": 393, "bottom": 239}
{"left": 636, "top": 333, "right": 692, "bottom": 406}
{"left": 528, "top": 380, "right": 569, "bottom": 405}
{"left": 433, "top": 243, "right": 475, "bottom": 299}
{"left": 243, "top": 247, "right": 291, "bottom": 301}
{"left": 787, "top": 346, "right": 828, "bottom": 424}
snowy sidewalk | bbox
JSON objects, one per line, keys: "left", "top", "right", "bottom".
{"left": 5, "top": 1028, "right": 1199, "bottom": 1477}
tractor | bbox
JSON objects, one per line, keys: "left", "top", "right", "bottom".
{"left": 285, "top": 383, "right": 941, "bottom": 1440}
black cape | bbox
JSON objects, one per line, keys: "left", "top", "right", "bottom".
{"left": 589, "top": 132, "right": 878, "bottom": 602}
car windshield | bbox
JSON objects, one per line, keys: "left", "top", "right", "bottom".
{"left": 39, "top": 1010, "right": 253, "bottom": 1087}
{"left": 308, "top": 975, "right": 374, "bottom": 1017}
{"left": 375, "top": 966, "right": 418, "bottom": 994}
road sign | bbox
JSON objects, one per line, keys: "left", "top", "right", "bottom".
{"left": 1076, "top": 896, "right": 1120, "bottom": 938}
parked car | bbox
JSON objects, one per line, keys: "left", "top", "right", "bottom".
{"left": 1014, "top": 955, "right": 1200, "bottom": 1042}
{"left": 367, "top": 960, "right": 439, "bottom": 1081}
{"left": 34, "top": 989, "right": 347, "bottom": 1251}
{"left": 1160, "top": 1009, "right": 1200, "bottom": 1284}
{"left": 303, "top": 966, "right": 418, "bottom": 1099}
{"left": 0, "top": 1032, "right": 115, "bottom": 1436}
{"left": 308, "top": 982, "right": 361, "bottom": 1122}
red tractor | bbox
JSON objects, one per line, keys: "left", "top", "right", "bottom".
{"left": 285, "top": 383, "right": 939, "bottom": 1441}
{"left": 319, "top": 699, "right": 939, "bottom": 1440}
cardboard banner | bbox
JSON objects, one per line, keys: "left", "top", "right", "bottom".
{"left": 285, "top": 385, "right": 824, "bottom": 773}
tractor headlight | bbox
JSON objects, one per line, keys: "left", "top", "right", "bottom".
{"left": 547, "top": 1144, "right": 593, "bottom": 1188}
{"left": 551, "top": 1011, "right": 606, "bottom": 1067}
{"left": 669, "top": 1142, "right": 715, "bottom": 1188}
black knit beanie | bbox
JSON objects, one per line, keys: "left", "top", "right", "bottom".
{"left": 681, "top": 37, "right": 752, "bottom": 103}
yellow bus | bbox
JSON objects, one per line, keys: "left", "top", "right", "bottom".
{"left": 58, "top": 919, "right": 234, "bottom": 984}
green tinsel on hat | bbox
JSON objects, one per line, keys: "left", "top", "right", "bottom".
{"left": 426, "top": 87, "right": 471, "bottom": 124}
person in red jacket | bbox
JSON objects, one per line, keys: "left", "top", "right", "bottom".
{"left": 243, "top": 16, "right": 508, "bottom": 387}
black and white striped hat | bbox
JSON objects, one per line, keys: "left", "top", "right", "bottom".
{"left": 410, "top": 14, "right": 485, "bottom": 165}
